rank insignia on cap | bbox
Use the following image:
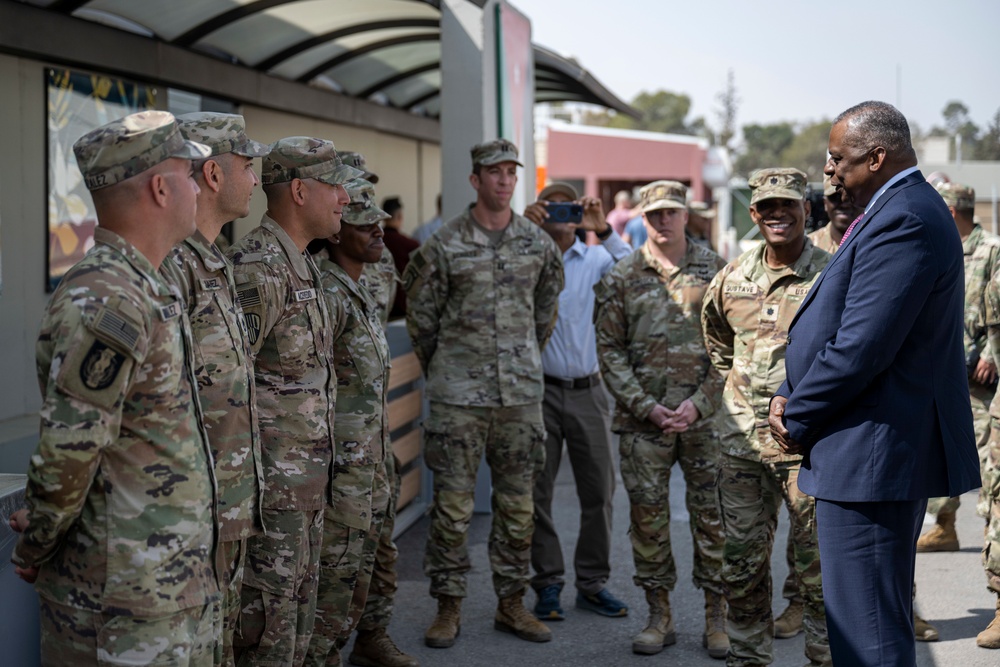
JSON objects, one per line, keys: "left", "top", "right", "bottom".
{"left": 771, "top": 177, "right": 778, "bottom": 185}
{"left": 80, "top": 340, "right": 126, "bottom": 391}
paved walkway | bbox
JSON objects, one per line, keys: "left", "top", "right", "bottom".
{"left": 381, "top": 451, "right": 998, "bottom": 667}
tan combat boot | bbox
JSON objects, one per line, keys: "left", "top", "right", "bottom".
{"left": 916, "top": 510, "right": 960, "bottom": 552}
{"left": 425, "top": 595, "right": 462, "bottom": 648}
{"left": 914, "top": 611, "right": 940, "bottom": 641}
{"left": 976, "top": 597, "right": 1000, "bottom": 649}
{"left": 774, "top": 598, "right": 805, "bottom": 638}
{"left": 632, "top": 588, "right": 676, "bottom": 655}
{"left": 495, "top": 591, "right": 553, "bottom": 642}
{"left": 350, "top": 627, "right": 419, "bottom": 667}
{"left": 702, "top": 590, "right": 729, "bottom": 659}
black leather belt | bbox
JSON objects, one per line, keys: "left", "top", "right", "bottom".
{"left": 544, "top": 372, "right": 601, "bottom": 389}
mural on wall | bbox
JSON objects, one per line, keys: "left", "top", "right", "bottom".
{"left": 47, "top": 68, "right": 156, "bottom": 290}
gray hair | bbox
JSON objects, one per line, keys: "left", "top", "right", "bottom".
{"left": 834, "top": 101, "right": 915, "bottom": 157}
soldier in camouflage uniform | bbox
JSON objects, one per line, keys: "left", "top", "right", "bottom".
{"left": 306, "top": 181, "right": 414, "bottom": 667}
{"left": 9, "top": 111, "right": 218, "bottom": 665}
{"left": 918, "top": 182, "right": 1000, "bottom": 553}
{"left": 403, "top": 139, "right": 564, "bottom": 648}
{"left": 594, "top": 180, "right": 728, "bottom": 658}
{"left": 333, "top": 155, "right": 416, "bottom": 667}
{"left": 159, "top": 112, "right": 270, "bottom": 667}
{"left": 227, "top": 137, "right": 361, "bottom": 666}
{"left": 702, "top": 168, "right": 831, "bottom": 667}
{"left": 979, "top": 270, "right": 1000, "bottom": 648}
{"left": 807, "top": 174, "right": 863, "bottom": 254}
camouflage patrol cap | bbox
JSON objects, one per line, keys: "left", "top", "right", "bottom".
{"left": 748, "top": 167, "right": 807, "bottom": 205}
{"left": 175, "top": 112, "right": 269, "bottom": 158}
{"left": 262, "top": 136, "right": 363, "bottom": 186}
{"left": 639, "top": 180, "right": 687, "bottom": 212}
{"left": 73, "top": 110, "right": 210, "bottom": 191}
{"left": 339, "top": 151, "right": 379, "bottom": 184}
{"left": 471, "top": 139, "right": 524, "bottom": 168}
{"left": 822, "top": 173, "right": 837, "bottom": 197}
{"left": 936, "top": 181, "right": 976, "bottom": 210}
{"left": 688, "top": 200, "right": 716, "bottom": 219}
{"left": 343, "top": 179, "right": 390, "bottom": 226}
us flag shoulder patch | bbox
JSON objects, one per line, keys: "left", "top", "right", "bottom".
{"left": 238, "top": 285, "right": 262, "bottom": 309}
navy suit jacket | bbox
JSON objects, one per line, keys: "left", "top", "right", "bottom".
{"left": 777, "top": 171, "right": 980, "bottom": 502}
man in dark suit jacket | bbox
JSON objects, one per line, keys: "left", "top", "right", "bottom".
{"left": 769, "top": 101, "right": 981, "bottom": 666}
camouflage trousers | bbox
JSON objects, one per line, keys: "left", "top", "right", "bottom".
{"left": 357, "top": 453, "right": 402, "bottom": 632}
{"left": 984, "top": 417, "right": 1000, "bottom": 595}
{"left": 618, "top": 429, "right": 724, "bottom": 594}
{"left": 39, "top": 598, "right": 216, "bottom": 666}
{"left": 217, "top": 538, "right": 249, "bottom": 667}
{"left": 306, "top": 463, "right": 390, "bottom": 667}
{"left": 234, "top": 508, "right": 323, "bottom": 667}
{"left": 717, "top": 454, "right": 830, "bottom": 667}
{"left": 424, "top": 401, "right": 546, "bottom": 599}
{"left": 928, "top": 380, "right": 994, "bottom": 517}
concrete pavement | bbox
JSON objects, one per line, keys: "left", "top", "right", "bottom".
{"left": 377, "top": 451, "right": 998, "bottom": 667}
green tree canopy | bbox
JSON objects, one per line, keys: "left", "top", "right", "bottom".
{"left": 582, "top": 89, "right": 707, "bottom": 136}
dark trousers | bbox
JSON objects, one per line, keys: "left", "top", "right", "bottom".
{"left": 815, "top": 498, "right": 926, "bottom": 667}
{"left": 530, "top": 380, "right": 615, "bottom": 595}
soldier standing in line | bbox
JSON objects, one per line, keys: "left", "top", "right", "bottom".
{"left": 594, "top": 180, "right": 728, "bottom": 658}
{"left": 979, "top": 268, "right": 1000, "bottom": 649}
{"left": 306, "top": 180, "right": 415, "bottom": 667}
{"left": 403, "top": 139, "right": 564, "bottom": 648}
{"left": 158, "top": 112, "right": 270, "bottom": 666}
{"left": 334, "top": 154, "right": 416, "bottom": 667}
{"left": 227, "top": 137, "right": 361, "bottom": 666}
{"left": 918, "top": 182, "right": 1000, "bottom": 553}
{"left": 701, "top": 168, "right": 831, "bottom": 667}
{"left": 9, "top": 111, "right": 218, "bottom": 665}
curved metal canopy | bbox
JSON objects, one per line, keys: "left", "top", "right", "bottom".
{"left": 23, "top": 0, "right": 638, "bottom": 119}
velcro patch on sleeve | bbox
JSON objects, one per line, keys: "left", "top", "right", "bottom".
{"left": 92, "top": 308, "right": 141, "bottom": 355}
{"left": 238, "top": 285, "right": 262, "bottom": 309}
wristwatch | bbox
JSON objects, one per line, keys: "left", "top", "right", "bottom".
{"left": 596, "top": 225, "right": 613, "bottom": 241}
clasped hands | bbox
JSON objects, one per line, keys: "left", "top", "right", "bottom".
{"left": 768, "top": 396, "right": 803, "bottom": 455}
{"left": 647, "top": 400, "right": 699, "bottom": 434}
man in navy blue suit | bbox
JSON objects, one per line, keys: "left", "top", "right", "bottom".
{"left": 769, "top": 101, "right": 981, "bottom": 666}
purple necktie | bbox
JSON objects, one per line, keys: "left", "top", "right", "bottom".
{"left": 838, "top": 213, "right": 864, "bottom": 248}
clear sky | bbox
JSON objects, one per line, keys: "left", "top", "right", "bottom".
{"left": 526, "top": 0, "right": 1000, "bottom": 137}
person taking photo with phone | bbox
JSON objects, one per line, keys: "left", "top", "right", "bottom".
{"left": 521, "top": 182, "right": 631, "bottom": 623}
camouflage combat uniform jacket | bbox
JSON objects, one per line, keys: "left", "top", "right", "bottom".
{"left": 14, "top": 228, "right": 218, "bottom": 615}
{"left": 702, "top": 239, "right": 831, "bottom": 462}
{"left": 161, "top": 231, "right": 264, "bottom": 542}
{"left": 359, "top": 246, "right": 398, "bottom": 326}
{"left": 594, "top": 240, "right": 726, "bottom": 433}
{"left": 962, "top": 224, "right": 1000, "bottom": 369}
{"left": 228, "top": 216, "right": 336, "bottom": 511}
{"left": 403, "top": 206, "right": 564, "bottom": 406}
{"left": 807, "top": 223, "right": 840, "bottom": 255}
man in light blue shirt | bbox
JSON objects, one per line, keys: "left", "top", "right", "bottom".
{"left": 412, "top": 193, "right": 442, "bottom": 244}
{"left": 522, "top": 182, "right": 632, "bottom": 622}
{"left": 623, "top": 213, "right": 646, "bottom": 249}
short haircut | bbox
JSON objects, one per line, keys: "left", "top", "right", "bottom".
{"left": 383, "top": 196, "right": 403, "bottom": 217}
{"left": 835, "top": 101, "right": 915, "bottom": 157}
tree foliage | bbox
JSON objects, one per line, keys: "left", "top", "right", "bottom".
{"left": 582, "top": 89, "right": 707, "bottom": 137}
{"left": 714, "top": 69, "right": 739, "bottom": 150}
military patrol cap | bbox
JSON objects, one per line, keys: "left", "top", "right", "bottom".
{"left": 262, "top": 136, "right": 363, "bottom": 186}
{"left": 748, "top": 168, "right": 808, "bottom": 205}
{"left": 471, "top": 139, "right": 523, "bottom": 168}
{"left": 639, "top": 180, "right": 687, "bottom": 212}
{"left": 936, "top": 181, "right": 976, "bottom": 210}
{"left": 339, "top": 151, "right": 379, "bottom": 184}
{"left": 73, "top": 110, "right": 210, "bottom": 191}
{"left": 689, "top": 200, "right": 716, "bottom": 218}
{"left": 343, "top": 179, "right": 390, "bottom": 226}
{"left": 175, "top": 112, "right": 269, "bottom": 158}
{"left": 823, "top": 173, "right": 837, "bottom": 197}
{"left": 538, "top": 182, "right": 578, "bottom": 201}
